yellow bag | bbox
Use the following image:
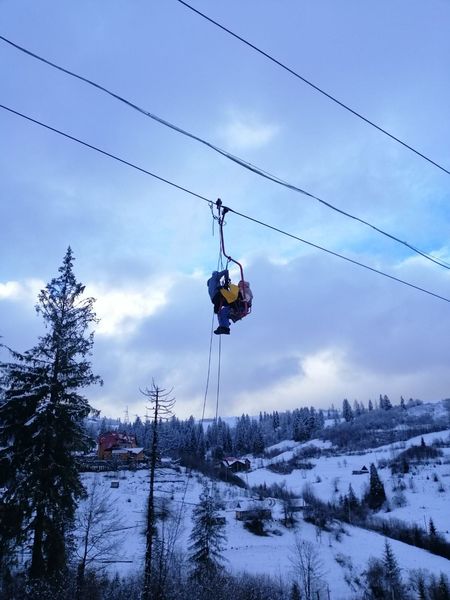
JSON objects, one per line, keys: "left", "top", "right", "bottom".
{"left": 220, "top": 283, "right": 239, "bottom": 304}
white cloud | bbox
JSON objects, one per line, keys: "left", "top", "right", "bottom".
{"left": 0, "top": 281, "right": 21, "bottom": 299}
{"left": 218, "top": 110, "right": 280, "bottom": 150}
{"left": 0, "top": 279, "right": 44, "bottom": 302}
{"left": 234, "top": 348, "right": 348, "bottom": 414}
{"left": 89, "top": 277, "right": 175, "bottom": 337}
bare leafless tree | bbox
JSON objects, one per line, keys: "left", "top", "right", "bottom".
{"left": 153, "top": 496, "right": 178, "bottom": 596}
{"left": 141, "top": 381, "right": 175, "bottom": 600}
{"left": 74, "top": 476, "right": 126, "bottom": 600}
{"left": 290, "top": 537, "right": 326, "bottom": 600}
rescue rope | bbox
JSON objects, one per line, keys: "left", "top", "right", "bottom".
{"left": 167, "top": 227, "right": 227, "bottom": 558}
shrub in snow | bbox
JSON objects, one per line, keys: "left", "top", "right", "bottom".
{"left": 242, "top": 505, "right": 271, "bottom": 536}
{"left": 392, "top": 491, "right": 407, "bottom": 508}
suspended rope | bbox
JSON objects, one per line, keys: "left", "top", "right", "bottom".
{"left": 201, "top": 246, "right": 224, "bottom": 423}
{"left": 169, "top": 216, "right": 230, "bottom": 546}
{"left": 166, "top": 332, "right": 220, "bottom": 572}
{"left": 200, "top": 311, "right": 216, "bottom": 424}
{"left": 215, "top": 335, "right": 222, "bottom": 431}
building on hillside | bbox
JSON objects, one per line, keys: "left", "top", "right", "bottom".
{"left": 235, "top": 508, "right": 272, "bottom": 521}
{"left": 97, "top": 431, "right": 137, "bottom": 459}
{"left": 220, "top": 457, "right": 251, "bottom": 473}
{"left": 111, "top": 447, "right": 145, "bottom": 462}
{"left": 352, "top": 465, "right": 369, "bottom": 475}
{"left": 290, "top": 498, "right": 308, "bottom": 513}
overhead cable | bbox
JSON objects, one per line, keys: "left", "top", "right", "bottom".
{"left": 0, "top": 34, "right": 449, "bottom": 271}
{"left": 174, "top": 0, "right": 450, "bottom": 177}
{"left": 1, "top": 102, "right": 449, "bottom": 306}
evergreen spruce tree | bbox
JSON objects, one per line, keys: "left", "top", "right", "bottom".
{"left": 382, "top": 540, "right": 403, "bottom": 599}
{"left": 316, "top": 409, "right": 325, "bottom": 429}
{"left": 416, "top": 573, "right": 427, "bottom": 600}
{"left": 379, "top": 394, "right": 392, "bottom": 410}
{"left": 292, "top": 409, "right": 310, "bottom": 442}
{"left": 252, "top": 426, "right": 265, "bottom": 455}
{"left": 272, "top": 410, "right": 280, "bottom": 430}
{"left": 347, "top": 484, "right": 359, "bottom": 511}
{"left": 429, "top": 517, "right": 437, "bottom": 538}
{"left": 436, "top": 573, "right": 450, "bottom": 600}
{"left": 0, "top": 248, "right": 101, "bottom": 580}
{"left": 188, "top": 484, "right": 227, "bottom": 580}
{"left": 341, "top": 484, "right": 360, "bottom": 523}
{"left": 290, "top": 581, "right": 301, "bottom": 600}
{"left": 353, "top": 400, "right": 362, "bottom": 417}
{"left": 234, "top": 414, "right": 252, "bottom": 454}
{"left": 366, "top": 463, "right": 387, "bottom": 510}
{"left": 342, "top": 398, "right": 354, "bottom": 422}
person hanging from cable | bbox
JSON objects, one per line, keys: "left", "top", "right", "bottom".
{"left": 207, "top": 269, "right": 235, "bottom": 335}
{"left": 207, "top": 269, "right": 252, "bottom": 335}
{"left": 207, "top": 200, "right": 253, "bottom": 334}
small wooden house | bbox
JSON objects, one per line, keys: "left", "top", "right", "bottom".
{"left": 352, "top": 465, "right": 369, "bottom": 475}
{"left": 235, "top": 508, "right": 272, "bottom": 521}
{"left": 290, "top": 498, "right": 308, "bottom": 513}
{"left": 220, "top": 457, "right": 251, "bottom": 473}
{"left": 111, "top": 447, "right": 145, "bottom": 462}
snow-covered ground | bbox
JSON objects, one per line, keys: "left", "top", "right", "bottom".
{"left": 246, "top": 430, "right": 450, "bottom": 539}
{"left": 77, "top": 428, "right": 450, "bottom": 598}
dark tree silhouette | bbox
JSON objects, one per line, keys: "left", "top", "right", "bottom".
{"left": 366, "top": 463, "right": 387, "bottom": 511}
{"left": 189, "top": 484, "right": 227, "bottom": 580}
{"left": 0, "top": 248, "right": 101, "bottom": 583}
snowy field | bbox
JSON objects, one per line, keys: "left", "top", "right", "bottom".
{"left": 78, "top": 428, "right": 450, "bottom": 599}
{"left": 247, "top": 429, "right": 450, "bottom": 540}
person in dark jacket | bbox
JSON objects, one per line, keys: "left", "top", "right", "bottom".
{"left": 207, "top": 270, "right": 237, "bottom": 335}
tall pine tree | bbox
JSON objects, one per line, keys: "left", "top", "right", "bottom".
{"left": 342, "top": 398, "right": 354, "bottom": 422}
{"left": 188, "top": 484, "right": 227, "bottom": 580}
{"left": 382, "top": 540, "right": 403, "bottom": 599}
{"left": 366, "top": 463, "right": 387, "bottom": 511}
{"left": 0, "top": 248, "right": 101, "bottom": 580}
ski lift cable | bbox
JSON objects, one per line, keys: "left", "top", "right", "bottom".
{"left": 1, "top": 103, "right": 450, "bottom": 305}
{"left": 225, "top": 205, "right": 450, "bottom": 304}
{"left": 0, "top": 36, "right": 449, "bottom": 271}
{"left": 174, "top": 0, "right": 450, "bottom": 178}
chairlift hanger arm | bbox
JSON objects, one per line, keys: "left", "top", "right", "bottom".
{"left": 216, "top": 198, "right": 244, "bottom": 282}
{"left": 215, "top": 198, "right": 251, "bottom": 321}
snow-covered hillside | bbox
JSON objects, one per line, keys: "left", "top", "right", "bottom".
{"left": 247, "top": 429, "right": 450, "bottom": 541}
{"left": 77, "top": 428, "right": 450, "bottom": 599}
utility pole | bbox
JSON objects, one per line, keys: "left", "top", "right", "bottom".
{"left": 141, "top": 382, "right": 175, "bottom": 600}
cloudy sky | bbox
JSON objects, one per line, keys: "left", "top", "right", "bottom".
{"left": 1, "top": 0, "right": 450, "bottom": 420}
